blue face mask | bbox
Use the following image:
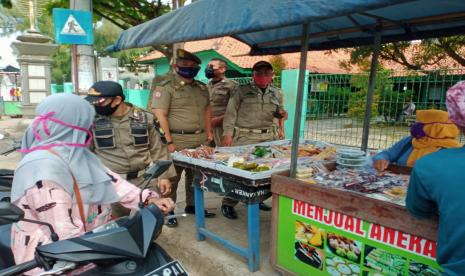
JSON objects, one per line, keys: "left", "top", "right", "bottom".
{"left": 176, "top": 66, "right": 200, "bottom": 79}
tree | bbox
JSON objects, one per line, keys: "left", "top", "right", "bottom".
{"left": 341, "top": 36, "right": 465, "bottom": 71}
{"left": 347, "top": 66, "right": 393, "bottom": 120}
{"left": 269, "top": 55, "right": 287, "bottom": 87}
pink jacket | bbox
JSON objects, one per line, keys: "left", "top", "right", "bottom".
{"left": 11, "top": 169, "right": 157, "bottom": 274}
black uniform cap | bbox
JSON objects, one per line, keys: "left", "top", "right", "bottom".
{"left": 176, "top": 49, "right": 201, "bottom": 65}
{"left": 84, "top": 81, "right": 125, "bottom": 103}
{"left": 252, "top": 61, "right": 273, "bottom": 71}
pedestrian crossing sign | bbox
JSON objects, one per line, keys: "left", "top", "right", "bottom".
{"left": 53, "top": 8, "right": 93, "bottom": 45}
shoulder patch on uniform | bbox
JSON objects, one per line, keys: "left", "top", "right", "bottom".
{"left": 197, "top": 81, "right": 207, "bottom": 91}
{"left": 155, "top": 79, "right": 170, "bottom": 87}
{"left": 154, "top": 91, "right": 162, "bottom": 99}
{"left": 131, "top": 107, "right": 148, "bottom": 122}
{"left": 226, "top": 78, "right": 239, "bottom": 85}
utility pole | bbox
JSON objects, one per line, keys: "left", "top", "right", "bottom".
{"left": 172, "top": 0, "right": 184, "bottom": 61}
{"left": 70, "top": 0, "right": 95, "bottom": 95}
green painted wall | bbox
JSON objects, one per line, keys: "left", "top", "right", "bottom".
{"left": 152, "top": 50, "right": 251, "bottom": 82}
{"left": 154, "top": 57, "right": 170, "bottom": 76}
{"left": 281, "top": 69, "right": 309, "bottom": 140}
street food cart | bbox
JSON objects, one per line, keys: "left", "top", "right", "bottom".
{"left": 172, "top": 140, "right": 336, "bottom": 272}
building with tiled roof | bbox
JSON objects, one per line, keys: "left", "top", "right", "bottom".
{"left": 138, "top": 37, "right": 464, "bottom": 80}
{"left": 137, "top": 37, "right": 356, "bottom": 80}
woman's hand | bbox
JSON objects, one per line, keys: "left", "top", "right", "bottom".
{"left": 158, "top": 179, "right": 172, "bottom": 196}
{"left": 373, "top": 159, "right": 390, "bottom": 172}
{"left": 147, "top": 197, "right": 175, "bottom": 214}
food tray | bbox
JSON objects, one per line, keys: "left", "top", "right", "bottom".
{"left": 172, "top": 139, "right": 334, "bottom": 181}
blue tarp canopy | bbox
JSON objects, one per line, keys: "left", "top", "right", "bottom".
{"left": 108, "top": 0, "right": 465, "bottom": 55}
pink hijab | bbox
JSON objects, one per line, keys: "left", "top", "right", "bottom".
{"left": 446, "top": 81, "right": 465, "bottom": 129}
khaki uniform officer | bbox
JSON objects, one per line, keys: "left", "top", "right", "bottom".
{"left": 205, "top": 58, "right": 239, "bottom": 146}
{"left": 152, "top": 49, "right": 215, "bottom": 227}
{"left": 221, "top": 61, "right": 287, "bottom": 219}
{"left": 85, "top": 81, "right": 176, "bottom": 217}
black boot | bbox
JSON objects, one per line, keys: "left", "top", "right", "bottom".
{"left": 184, "top": 205, "right": 216, "bottom": 218}
{"left": 221, "top": 205, "right": 238, "bottom": 219}
{"left": 259, "top": 202, "right": 272, "bottom": 211}
{"left": 166, "top": 211, "right": 178, "bottom": 228}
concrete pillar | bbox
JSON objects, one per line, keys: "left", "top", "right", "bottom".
{"left": 281, "top": 69, "right": 309, "bottom": 139}
{"left": 11, "top": 32, "right": 58, "bottom": 118}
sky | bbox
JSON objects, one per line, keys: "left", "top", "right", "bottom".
{"left": 0, "top": 32, "right": 19, "bottom": 68}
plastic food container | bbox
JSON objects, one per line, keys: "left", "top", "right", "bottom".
{"left": 336, "top": 148, "right": 367, "bottom": 169}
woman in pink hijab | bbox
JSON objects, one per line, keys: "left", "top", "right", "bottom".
{"left": 10, "top": 94, "right": 174, "bottom": 274}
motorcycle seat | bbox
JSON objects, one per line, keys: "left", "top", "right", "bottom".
{"left": 0, "top": 224, "right": 15, "bottom": 269}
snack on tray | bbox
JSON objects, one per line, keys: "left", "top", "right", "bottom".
{"left": 179, "top": 145, "right": 215, "bottom": 159}
{"left": 364, "top": 247, "right": 407, "bottom": 275}
{"left": 383, "top": 187, "right": 407, "bottom": 199}
{"left": 232, "top": 162, "right": 270, "bottom": 172}
{"left": 213, "top": 152, "right": 235, "bottom": 162}
{"left": 327, "top": 233, "right": 361, "bottom": 262}
{"left": 295, "top": 241, "right": 323, "bottom": 270}
{"left": 295, "top": 221, "right": 325, "bottom": 248}
{"left": 313, "top": 147, "right": 337, "bottom": 161}
{"left": 252, "top": 146, "right": 272, "bottom": 158}
{"left": 325, "top": 255, "right": 360, "bottom": 276}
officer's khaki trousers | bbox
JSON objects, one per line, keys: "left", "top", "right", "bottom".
{"left": 166, "top": 132, "right": 207, "bottom": 207}
{"left": 212, "top": 126, "right": 224, "bottom": 147}
{"left": 167, "top": 165, "right": 195, "bottom": 207}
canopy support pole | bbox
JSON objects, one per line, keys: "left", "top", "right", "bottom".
{"left": 361, "top": 32, "right": 381, "bottom": 152}
{"left": 290, "top": 23, "right": 310, "bottom": 178}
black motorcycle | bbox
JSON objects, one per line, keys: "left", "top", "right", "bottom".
{"left": 0, "top": 160, "right": 188, "bottom": 276}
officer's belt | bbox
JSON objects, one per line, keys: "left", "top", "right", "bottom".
{"left": 170, "top": 129, "right": 204, "bottom": 135}
{"left": 235, "top": 127, "right": 273, "bottom": 134}
{"left": 122, "top": 169, "right": 146, "bottom": 180}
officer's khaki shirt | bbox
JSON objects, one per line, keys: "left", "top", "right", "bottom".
{"left": 152, "top": 73, "right": 209, "bottom": 132}
{"left": 223, "top": 83, "right": 284, "bottom": 136}
{"left": 92, "top": 105, "right": 176, "bottom": 179}
{"left": 208, "top": 78, "right": 238, "bottom": 117}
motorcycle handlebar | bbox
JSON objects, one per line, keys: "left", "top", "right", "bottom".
{"left": 0, "top": 259, "right": 38, "bottom": 276}
{"left": 0, "top": 145, "right": 20, "bottom": 156}
{"left": 1, "top": 148, "right": 17, "bottom": 156}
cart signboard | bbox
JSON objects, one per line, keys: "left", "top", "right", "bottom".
{"left": 276, "top": 196, "right": 441, "bottom": 276}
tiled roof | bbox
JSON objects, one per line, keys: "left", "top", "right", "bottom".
{"left": 138, "top": 37, "right": 464, "bottom": 74}
{"left": 137, "top": 37, "right": 355, "bottom": 74}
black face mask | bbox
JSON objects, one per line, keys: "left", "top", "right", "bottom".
{"left": 94, "top": 104, "right": 118, "bottom": 116}
{"left": 205, "top": 66, "right": 215, "bottom": 79}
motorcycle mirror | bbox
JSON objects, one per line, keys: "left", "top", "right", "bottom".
{"left": 144, "top": 160, "right": 172, "bottom": 180}
{"left": 0, "top": 202, "right": 25, "bottom": 225}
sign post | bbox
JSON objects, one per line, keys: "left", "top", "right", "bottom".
{"left": 53, "top": 7, "right": 94, "bottom": 94}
